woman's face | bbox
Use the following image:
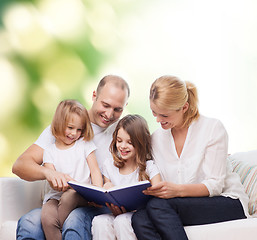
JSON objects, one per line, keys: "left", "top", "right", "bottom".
{"left": 150, "top": 101, "right": 186, "bottom": 130}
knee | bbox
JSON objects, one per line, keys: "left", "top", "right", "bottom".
{"left": 147, "top": 197, "right": 167, "bottom": 210}
{"left": 131, "top": 209, "right": 146, "bottom": 230}
{"left": 59, "top": 189, "right": 78, "bottom": 207}
{"left": 92, "top": 214, "right": 114, "bottom": 227}
{"left": 113, "top": 213, "right": 131, "bottom": 228}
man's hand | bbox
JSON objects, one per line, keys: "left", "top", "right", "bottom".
{"left": 43, "top": 167, "right": 73, "bottom": 192}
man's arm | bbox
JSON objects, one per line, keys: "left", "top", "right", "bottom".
{"left": 12, "top": 144, "right": 71, "bottom": 191}
{"left": 12, "top": 144, "right": 46, "bottom": 181}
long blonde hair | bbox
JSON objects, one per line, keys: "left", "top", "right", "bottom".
{"left": 110, "top": 114, "right": 152, "bottom": 181}
{"left": 150, "top": 75, "right": 200, "bottom": 128}
{"left": 51, "top": 99, "right": 93, "bottom": 142}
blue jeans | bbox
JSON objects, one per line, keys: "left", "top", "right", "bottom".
{"left": 17, "top": 206, "right": 110, "bottom": 240}
{"left": 132, "top": 196, "right": 246, "bottom": 240}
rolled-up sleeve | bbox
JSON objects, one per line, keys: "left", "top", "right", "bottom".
{"left": 201, "top": 120, "right": 228, "bottom": 196}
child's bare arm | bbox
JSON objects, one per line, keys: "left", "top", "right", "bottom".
{"left": 87, "top": 151, "right": 103, "bottom": 187}
{"left": 150, "top": 173, "right": 162, "bottom": 186}
{"left": 103, "top": 176, "right": 114, "bottom": 189}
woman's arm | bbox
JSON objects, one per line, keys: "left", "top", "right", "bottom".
{"left": 87, "top": 151, "right": 103, "bottom": 187}
{"left": 144, "top": 182, "right": 209, "bottom": 198}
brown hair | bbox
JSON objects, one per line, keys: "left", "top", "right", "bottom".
{"left": 150, "top": 75, "right": 200, "bottom": 128}
{"left": 51, "top": 99, "right": 93, "bottom": 142}
{"left": 96, "top": 75, "right": 130, "bottom": 98}
{"left": 110, "top": 114, "right": 152, "bottom": 181}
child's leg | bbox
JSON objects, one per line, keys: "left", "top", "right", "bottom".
{"left": 91, "top": 213, "right": 115, "bottom": 240}
{"left": 114, "top": 212, "right": 137, "bottom": 240}
{"left": 58, "top": 189, "right": 88, "bottom": 228}
{"left": 41, "top": 199, "right": 62, "bottom": 240}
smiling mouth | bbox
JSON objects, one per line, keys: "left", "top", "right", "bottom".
{"left": 119, "top": 150, "right": 130, "bottom": 155}
{"left": 101, "top": 115, "right": 111, "bottom": 123}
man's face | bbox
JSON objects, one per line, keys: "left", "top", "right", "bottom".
{"left": 90, "top": 83, "right": 128, "bottom": 128}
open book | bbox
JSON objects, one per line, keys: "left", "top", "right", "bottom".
{"left": 68, "top": 180, "right": 151, "bottom": 211}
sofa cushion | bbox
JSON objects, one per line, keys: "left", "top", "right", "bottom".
{"left": 0, "top": 221, "right": 17, "bottom": 240}
{"left": 229, "top": 151, "right": 257, "bottom": 216}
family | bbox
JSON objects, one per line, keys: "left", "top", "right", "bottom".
{"left": 12, "top": 75, "right": 249, "bottom": 240}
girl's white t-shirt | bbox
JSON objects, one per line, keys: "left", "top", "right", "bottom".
{"left": 43, "top": 138, "right": 96, "bottom": 203}
{"left": 151, "top": 115, "right": 250, "bottom": 217}
{"left": 102, "top": 158, "right": 160, "bottom": 186}
{"left": 35, "top": 122, "right": 117, "bottom": 171}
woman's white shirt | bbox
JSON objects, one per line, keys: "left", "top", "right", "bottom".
{"left": 152, "top": 115, "right": 249, "bottom": 217}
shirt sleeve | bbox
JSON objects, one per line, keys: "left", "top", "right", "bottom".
{"left": 201, "top": 120, "right": 228, "bottom": 197}
{"left": 34, "top": 125, "right": 55, "bottom": 150}
{"left": 83, "top": 139, "right": 97, "bottom": 159}
{"left": 43, "top": 147, "right": 54, "bottom": 165}
{"left": 102, "top": 158, "right": 114, "bottom": 179}
{"left": 146, "top": 160, "right": 160, "bottom": 180}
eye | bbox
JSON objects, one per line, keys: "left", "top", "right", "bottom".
{"left": 114, "top": 108, "right": 123, "bottom": 113}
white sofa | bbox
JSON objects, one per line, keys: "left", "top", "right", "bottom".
{"left": 1, "top": 150, "right": 257, "bottom": 240}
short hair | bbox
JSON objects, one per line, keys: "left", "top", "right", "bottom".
{"left": 51, "top": 99, "right": 93, "bottom": 141}
{"left": 150, "top": 75, "right": 200, "bottom": 128}
{"left": 110, "top": 114, "right": 152, "bottom": 181}
{"left": 96, "top": 75, "right": 130, "bottom": 98}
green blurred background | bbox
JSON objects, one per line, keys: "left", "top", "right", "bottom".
{"left": 1, "top": 0, "right": 257, "bottom": 177}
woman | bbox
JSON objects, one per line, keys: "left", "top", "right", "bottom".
{"left": 131, "top": 75, "right": 249, "bottom": 240}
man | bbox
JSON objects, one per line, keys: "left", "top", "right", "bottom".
{"left": 12, "top": 75, "right": 130, "bottom": 239}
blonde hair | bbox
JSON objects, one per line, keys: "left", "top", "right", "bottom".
{"left": 51, "top": 99, "right": 93, "bottom": 142}
{"left": 110, "top": 114, "right": 152, "bottom": 181}
{"left": 150, "top": 75, "right": 200, "bottom": 128}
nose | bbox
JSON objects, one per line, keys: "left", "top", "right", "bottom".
{"left": 105, "top": 108, "right": 114, "bottom": 120}
{"left": 156, "top": 115, "right": 162, "bottom": 123}
{"left": 71, "top": 129, "right": 77, "bottom": 135}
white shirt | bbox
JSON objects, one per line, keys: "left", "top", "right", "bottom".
{"left": 35, "top": 122, "right": 117, "bottom": 171}
{"left": 152, "top": 115, "right": 249, "bottom": 217}
{"left": 102, "top": 158, "right": 160, "bottom": 186}
{"left": 42, "top": 138, "right": 96, "bottom": 203}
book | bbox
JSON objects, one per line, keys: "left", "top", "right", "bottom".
{"left": 68, "top": 180, "right": 152, "bottom": 211}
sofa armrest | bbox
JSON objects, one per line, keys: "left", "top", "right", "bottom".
{"left": 0, "top": 177, "right": 45, "bottom": 225}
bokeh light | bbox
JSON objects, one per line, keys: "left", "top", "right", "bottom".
{"left": 1, "top": 0, "right": 257, "bottom": 177}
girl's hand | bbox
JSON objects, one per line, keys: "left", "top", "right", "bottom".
{"left": 43, "top": 167, "right": 72, "bottom": 192}
{"left": 103, "top": 182, "right": 114, "bottom": 190}
{"left": 106, "top": 203, "right": 127, "bottom": 216}
{"left": 143, "top": 181, "right": 181, "bottom": 199}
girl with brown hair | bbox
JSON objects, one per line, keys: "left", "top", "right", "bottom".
{"left": 91, "top": 114, "right": 161, "bottom": 240}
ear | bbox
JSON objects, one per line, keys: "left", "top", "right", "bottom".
{"left": 92, "top": 90, "right": 97, "bottom": 101}
{"left": 182, "top": 102, "right": 189, "bottom": 113}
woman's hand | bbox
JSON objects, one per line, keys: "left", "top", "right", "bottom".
{"left": 143, "top": 181, "right": 181, "bottom": 199}
{"left": 106, "top": 203, "right": 127, "bottom": 216}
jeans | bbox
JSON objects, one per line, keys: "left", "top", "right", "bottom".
{"left": 132, "top": 196, "right": 246, "bottom": 240}
{"left": 17, "top": 206, "right": 110, "bottom": 240}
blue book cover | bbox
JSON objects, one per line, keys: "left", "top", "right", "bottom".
{"left": 68, "top": 180, "right": 151, "bottom": 211}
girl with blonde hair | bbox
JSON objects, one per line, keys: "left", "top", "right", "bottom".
{"left": 132, "top": 75, "right": 249, "bottom": 240}
{"left": 41, "top": 99, "right": 103, "bottom": 240}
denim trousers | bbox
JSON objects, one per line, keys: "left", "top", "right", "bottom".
{"left": 132, "top": 196, "right": 246, "bottom": 240}
{"left": 16, "top": 206, "right": 110, "bottom": 240}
